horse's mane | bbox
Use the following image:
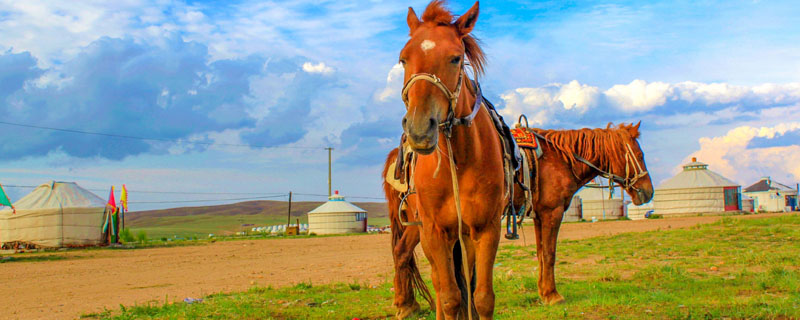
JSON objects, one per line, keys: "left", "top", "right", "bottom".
{"left": 421, "top": 0, "right": 486, "bottom": 78}
{"left": 531, "top": 123, "right": 640, "bottom": 177}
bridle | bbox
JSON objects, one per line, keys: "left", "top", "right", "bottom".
{"left": 400, "top": 56, "right": 481, "bottom": 138}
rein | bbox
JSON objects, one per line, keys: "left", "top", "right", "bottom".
{"left": 528, "top": 130, "right": 649, "bottom": 193}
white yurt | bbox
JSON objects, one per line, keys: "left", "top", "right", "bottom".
{"left": 743, "top": 177, "right": 798, "bottom": 212}
{"left": 307, "top": 191, "right": 367, "bottom": 235}
{"left": 627, "top": 201, "right": 654, "bottom": 220}
{"left": 563, "top": 196, "right": 581, "bottom": 222}
{"left": 653, "top": 158, "right": 741, "bottom": 216}
{"left": 572, "top": 183, "right": 624, "bottom": 220}
{"left": 0, "top": 181, "right": 106, "bottom": 248}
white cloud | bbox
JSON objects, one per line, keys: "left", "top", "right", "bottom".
{"left": 374, "top": 63, "right": 404, "bottom": 103}
{"left": 302, "top": 62, "right": 334, "bottom": 75}
{"left": 604, "top": 79, "right": 672, "bottom": 112}
{"left": 686, "top": 121, "right": 800, "bottom": 184}
{"left": 500, "top": 79, "right": 800, "bottom": 123}
{"left": 499, "top": 80, "right": 599, "bottom": 125}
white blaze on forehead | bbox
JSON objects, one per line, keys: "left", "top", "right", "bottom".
{"left": 420, "top": 40, "right": 436, "bottom": 52}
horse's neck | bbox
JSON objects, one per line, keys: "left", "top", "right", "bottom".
{"left": 560, "top": 140, "right": 605, "bottom": 187}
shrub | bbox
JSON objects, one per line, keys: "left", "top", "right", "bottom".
{"left": 120, "top": 228, "right": 135, "bottom": 243}
{"left": 648, "top": 214, "right": 663, "bottom": 219}
{"left": 136, "top": 230, "right": 148, "bottom": 244}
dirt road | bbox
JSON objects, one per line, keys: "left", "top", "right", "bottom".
{"left": 0, "top": 213, "right": 786, "bottom": 320}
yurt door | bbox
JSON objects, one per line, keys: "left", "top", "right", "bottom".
{"left": 723, "top": 187, "right": 740, "bottom": 211}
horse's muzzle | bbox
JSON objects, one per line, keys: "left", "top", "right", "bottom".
{"left": 403, "top": 116, "right": 439, "bottom": 155}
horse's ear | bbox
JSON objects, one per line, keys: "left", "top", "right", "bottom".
{"left": 407, "top": 7, "right": 421, "bottom": 35}
{"left": 455, "top": 1, "right": 479, "bottom": 37}
{"left": 628, "top": 121, "right": 642, "bottom": 139}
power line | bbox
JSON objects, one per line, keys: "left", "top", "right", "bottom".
{"left": 0, "top": 120, "right": 326, "bottom": 150}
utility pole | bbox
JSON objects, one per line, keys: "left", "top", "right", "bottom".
{"left": 326, "top": 147, "right": 334, "bottom": 197}
{"left": 287, "top": 191, "right": 293, "bottom": 228}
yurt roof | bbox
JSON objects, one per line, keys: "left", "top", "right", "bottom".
{"left": 308, "top": 193, "right": 366, "bottom": 214}
{"left": 658, "top": 159, "right": 739, "bottom": 190}
{"left": 743, "top": 177, "right": 795, "bottom": 193}
{"left": 576, "top": 184, "right": 622, "bottom": 200}
{"left": 1, "top": 181, "right": 105, "bottom": 210}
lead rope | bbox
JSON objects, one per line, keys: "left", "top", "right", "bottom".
{"left": 445, "top": 137, "right": 473, "bottom": 320}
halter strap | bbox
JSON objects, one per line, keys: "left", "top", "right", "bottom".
{"left": 401, "top": 62, "right": 482, "bottom": 138}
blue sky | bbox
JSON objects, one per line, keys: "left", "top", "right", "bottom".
{"left": 1, "top": 0, "right": 799, "bottom": 210}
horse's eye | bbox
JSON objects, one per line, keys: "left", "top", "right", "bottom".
{"left": 450, "top": 56, "right": 461, "bottom": 64}
{"left": 399, "top": 59, "right": 407, "bottom": 66}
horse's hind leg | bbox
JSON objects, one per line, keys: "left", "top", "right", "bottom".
{"left": 473, "top": 226, "right": 500, "bottom": 319}
{"left": 536, "top": 207, "right": 565, "bottom": 305}
{"left": 393, "top": 225, "right": 424, "bottom": 319}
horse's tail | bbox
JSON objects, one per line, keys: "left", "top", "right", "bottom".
{"left": 453, "top": 239, "right": 477, "bottom": 318}
{"left": 383, "top": 148, "right": 434, "bottom": 309}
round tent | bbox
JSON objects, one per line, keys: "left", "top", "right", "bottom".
{"left": 573, "top": 183, "right": 624, "bottom": 220}
{"left": 0, "top": 181, "right": 106, "bottom": 248}
{"left": 307, "top": 192, "right": 367, "bottom": 235}
{"left": 627, "top": 201, "right": 653, "bottom": 220}
{"left": 653, "top": 158, "right": 741, "bottom": 216}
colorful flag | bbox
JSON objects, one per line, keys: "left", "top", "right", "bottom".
{"left": 0, "top": 183, "right": 14, "bottom": 213}
{"left": 120, "top": 184, "right": 128, "bottom": 211}
{"left": 107, "top": 186, "right": 116, "bottom": 210}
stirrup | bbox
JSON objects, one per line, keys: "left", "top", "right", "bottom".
{"left": 398, "top": 190, "right": 422, "bottom": 226}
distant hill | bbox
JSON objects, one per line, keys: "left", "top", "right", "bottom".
{"left": 127, "top": 200, "right": 388, "bottom": 223}
{"left": 125, "top": 200, "right": 389, "bottom": 238}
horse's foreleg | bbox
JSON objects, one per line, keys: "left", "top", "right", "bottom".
{"left": 420, "top": 226, "right": 461, "bottom": 320}
{"left": 393, "top": 225, "right": 423, "bottom": 319}
{"left": 472, "top": 226, "right": 500, "bottom": 319}
{"left": 536, "top": 208, "right": 565, "bottom": 305}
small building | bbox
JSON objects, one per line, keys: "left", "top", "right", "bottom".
{"left": 653, "top": 158, "right": 741, "bottom": 216}
{"left": 307, "top": 191, "right": 367, "bottom": 235}
{"left": 0, "top": 181, "right": 106, "bottom": 248}
{"left": 743, "top": 177, "right": 798, "bottom": 212}
{"left": 570, "top": 183, "right": 624, "bottom": 220}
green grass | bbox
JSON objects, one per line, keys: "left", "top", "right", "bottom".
{"left": 92, "top": 214, "right": 800, "bottom": 319}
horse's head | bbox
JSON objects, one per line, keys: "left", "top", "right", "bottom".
{"left": 611, "top": 122, "right": 654, "bottom": 205}
{"left": 399, "top": 1, "right": 482, "bottom": 154}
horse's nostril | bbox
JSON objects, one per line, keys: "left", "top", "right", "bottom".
{"left": 402, "top": 117, "right": 408, "bottom": 129}
{"left": 429, "top": 118, "right": 436, "bottom": 129}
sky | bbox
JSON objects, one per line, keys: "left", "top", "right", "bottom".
{"left": 1, "top": 0, "right": 799, "bottom": 210}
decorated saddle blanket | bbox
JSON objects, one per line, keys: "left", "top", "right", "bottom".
{"left": 511, "top": 128, "right": 543, "bottom": 159}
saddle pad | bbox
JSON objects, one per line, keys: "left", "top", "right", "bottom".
{"left": 511, "top": 128, "right": 538, "bottom": 148}
{"left": 511, "top": 128, "right": 543, "bottom": 158}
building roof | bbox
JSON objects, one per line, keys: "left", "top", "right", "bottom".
{"left": 744, "top": 177, "right": 796, "bottom": 193}
{"left": 0, "top": 181, "right": 105, "bottom": 211}
{"left": 308, "top": 193, "right": 366, "bottom": 214}
{"left": 657, "top": 159, "right": 739, "bottom": 190}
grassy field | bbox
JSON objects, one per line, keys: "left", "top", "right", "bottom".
{"left": 93, "top": 214, "right": 800, "bottom": 319}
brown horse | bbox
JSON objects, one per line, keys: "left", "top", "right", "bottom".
{"left": 384, "top": 123, "right": 654, "bottom": 317}
{"left": 391, "top": 1, "right": 506, "bottom": 319}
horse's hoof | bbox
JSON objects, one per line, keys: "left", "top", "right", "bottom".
{"left": 395, "top": 301, "right": 421, "bottom": 319}
{"left": 543, "top": 292, "right": 565, "bottom": 305}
